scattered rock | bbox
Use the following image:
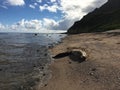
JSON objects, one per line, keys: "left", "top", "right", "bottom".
{"left": 69, "top": 61, "right": 72, "bottom": 64}
{"left": 41, "top": 67, "right": 44, "bottom": 70}
{"left": 48, "top": 45, "right": 54, "bottom": 49}
{"left": 91, "top": 68, "right": 97, "bottom": 71}
{"left": 116, "top": 42, "right": 120, "bottom": 44}
{"left": 33, "top": 65, "right": 36, "bottom": 67}
{"left": 36, "top": 50, "right": 40, "bottom": 52}
{"left": 43, "top": 73, "right": 46, "bottom": 76}
{"left": 0, "top": 68, "right": 2, "bottom": 71}
{"left": 44, "top": 53, "right": 47, "bottom": 56}
{"left": 34, "top": 33, "right": 37, "bottom": 36}
{"left": 89, "top": 72, "right": 94, "bottom": 76}
{"left": 44, "top": 84, "right": 48, "bottom": 87}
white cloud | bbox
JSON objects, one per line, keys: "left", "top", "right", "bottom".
{"left": 5, "top": 0, "right": 25, "bottom": 6}
{"left": 60, "top": 0, "right": 107, "bottom": 20}
{"left": 0, "top": 19, "right": 65, "bottom": 33}
{"left": 34, "top": 3, "right": 38, "bottom": 6}
{"left": 39, "top": 4, "right": 59, "bottom": 13}
{"left": 29, "top": 4, "right": 35, "bottom": 9}
{"left": 0, "top": 0, "right": 108, "bottom": 32}
{"left": 50, "top": 0, "right": 56, "bottom": 3}
{"left": 15, "top": 19, "right": 43, "bottom": 30}
{"left": 38, "top": 0, "right": 107, "bottom": 30}
{"left": 36, "top": 0, "right": 42, "bottom": 3}
{"left": 0, "top": 23, "right": 5, "bottom": 30}
{"left": 43, "top": 18, "right": 58, "bottom": 30}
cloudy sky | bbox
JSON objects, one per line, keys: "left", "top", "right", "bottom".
{"left": 0, "top": 0, "right": 107, "bottom": 33}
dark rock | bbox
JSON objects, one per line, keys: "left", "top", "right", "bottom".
{"left": 89, "top": 72, "right": 94, "bottom": 76}
{"left": 53, "top": 49, "right": 87, "bottom": 63}
{"left": 69, "top": 61, "right": 72, "bottom": 64}
{"left": 91, "top": 68, "right": 97, "bottom": 71}
{"left": 44, "top": 84, "right": 47, "bottom": 87}
{"left": 69, "top": 50, "right": 87, "bottom": 63}
{"left": 44, "top": 53, "right": 47, "bottom": 56}
{"left": 0, "top": 68, "right": 2, "bottom": 71}
{"left": 33, "top": 65, "right": 36, "bottom": 67}
{"left": 41, "top": 67, "right": 44, "bottom": 70}
{"left": 43, "top": 73, "right": 46, "bottom": 76}
{"left": 36, "top": 50, "right": 40, "bottom": 52}
{"left": 34, "top": 33, "right": 37, "bottom": 36}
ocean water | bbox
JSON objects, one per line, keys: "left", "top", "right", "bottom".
{"left": 0, "top": 33, "right": 66, "bottom": 90}
{"left": 0, "top": 33, "right": 66, "bottom": 46}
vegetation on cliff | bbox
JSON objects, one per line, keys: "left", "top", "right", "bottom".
{"left": 68, "top": 0, "right": 120, "bottom": 34}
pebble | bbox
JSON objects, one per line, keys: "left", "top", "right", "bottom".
{"left": 0, "top": 69, "right": 2, "bottom": 71}
{"left": 89, "top": 72, "right": 94, "bottom": 76}
{"left": 91, "top": 68, "right": 97, "bottom": 71}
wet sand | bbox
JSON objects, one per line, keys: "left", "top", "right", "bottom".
{"left": 39, "top": 30, "right": 120, "bottom": 90}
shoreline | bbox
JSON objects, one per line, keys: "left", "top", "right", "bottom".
{"left": 38, "top": 30, "right": 120, "bottom": 90}
{"left": 0, "top": 33, "right": 67, "bottom": 90}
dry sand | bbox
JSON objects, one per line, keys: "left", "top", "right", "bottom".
{"left": 38, "top": 30, "right": 120, "bottom": 90}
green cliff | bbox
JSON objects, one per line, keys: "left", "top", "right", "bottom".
{"left": 68, "top": 0, "right": 120, "bottom": 34}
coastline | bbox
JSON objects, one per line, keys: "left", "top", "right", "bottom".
{"left": 0, "top": 33, "right": 67, "bottom": 90}
{"left": 39, "top": 30, "right": 120, "bottom": 90}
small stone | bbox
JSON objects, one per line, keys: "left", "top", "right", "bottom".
{"left": 20, "top": 86, "right": 24, "bottom": 89}
{"left": 41, "top": 67, "right": 44, "bottom": 69}
{"left": 43, "top": 73, "right": 46, "bottom": 76}
{"left": 0, "top": 69, "right": 2, "bottom": 71}
{"left": 34, "top": 33, "right": 37, "bottom": 36}
{"left": 44, "top": 53, "right": 47, "bottom": 56}
{"left": 118, "top": 77, "right": 120, "bottom": 80}
{"left": 33, "top": 65, "right": 36, "bottom": 67}
{"left": 37, "top": 50, "right": 40, "bottom": 52}
{"left": 35, "top": 78, "right": 40, "bottom": 82}
{"left": 44, "top": 84, "right": 47, "bottom": 87}
{"left": 30, "top": 87, "right": 34, "bottom": 90}
{"left": 91, "top": 68, "right": 96, "bottom": 71}
{"left": 69, "top": 61, "right": 72, "bottom": 64}
{"left": 89, "top": 72, "right": 94, "bottom": 76}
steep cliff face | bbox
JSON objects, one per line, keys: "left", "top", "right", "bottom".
{"left": 68, "top": 0, "right": 120, "bottom": 34}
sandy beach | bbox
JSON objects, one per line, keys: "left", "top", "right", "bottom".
{"left": 39, "top": 30, "right": 120, "bottom": 90}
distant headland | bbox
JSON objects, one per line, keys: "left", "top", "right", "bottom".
{"left": 68, "top": 0, "right": 120, "bottom": 34}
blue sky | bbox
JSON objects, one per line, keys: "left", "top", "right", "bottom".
{"left": 0, "top": 0, "right": 107, "bottom": 33}
{"left": 0, "top": 0, "right": 62, "bottom": 24}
